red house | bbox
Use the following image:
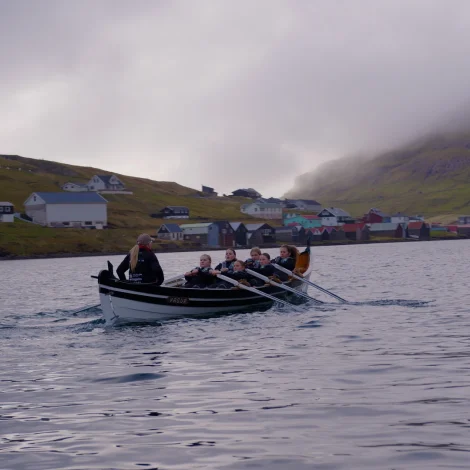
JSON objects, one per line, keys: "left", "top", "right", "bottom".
{"left": 363, "top": 208, "right": 390, "bottom": 224}
{"left": 342, "top": 223, "right": 370, "bottom": 241}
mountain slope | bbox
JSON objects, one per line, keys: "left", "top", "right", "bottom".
{"left": 0, "top": 154, "right": 248, "bottom": 227}
{"left": 287, "top": 132, "right": 470, "bottom": 218}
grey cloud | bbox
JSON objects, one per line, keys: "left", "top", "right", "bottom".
{"left": 2, "top": 0, "right": 470, "bottom": 196}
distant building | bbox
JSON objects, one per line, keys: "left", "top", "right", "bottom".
{"left": 245, "top": 223, "right": 275, "bottom": 246}
{"left": 284, "top": 199, "right": 322, "bottom": 212}
{"left": 0, "top": 202, "right": 14, "bottom": 222}
{"left": 202, "top": 185, "right": 217, "bottom": 197}
{"left": 407, "top": 221, "right": 430, "bottom": 240}
{"left": 157, "top": 223, "right": 183, "bottom": 240}
{"left": 458, "top": 215, "right": 470, "bottom": 225}
{"left": 342, "top": 223, "right": 370, "bottom": 241}
{"left": 24, "top": 192, "right": 107, "bottom": 228}
{"left": 232, "top": 188, "right": 262, "bottom": 198}
{"left": 180, "top": 222, "right": 223, "bottom": 247}
{"left": 153, "top": 206, "right": 190, "bottom": 219}
{"left": 62, "top": 182, "right": 89, "bottom": 192}
{"left": 363, "top": 208, "right": 391, "bottom": 224}
{"left": 283, "top": 213, "right": 322, "bottom": 228}
{"left": 273, "top": 226, "right": 294, "bottom": 242}
{"left": 240, "top": 202, "right": 283, "bottom": 220}
{"left": 317, "top": 207, "right": 353, "bottom": 226}
{"left": 368, "top": 222, "right": 405, "bottom": 238}
{"left": 87, "top": 174, "right": 126, "bottom": 192}
{"left": 230, "top": 222, "right": 249, "bottom": 246}
{"left": 211, "top": 221, "right": 235, "bottom": 247}
{"left": 391, "top": 213, "right": 409, "bottom": 224}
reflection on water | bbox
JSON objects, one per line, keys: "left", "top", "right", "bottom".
{"left": 1, "top": 242, "right": 470, "bottom": 469}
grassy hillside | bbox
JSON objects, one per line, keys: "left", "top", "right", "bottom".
{"left": 287, "top": 132, "right": 470, "bottom": 219}
{"left": 0, "top": 154, "right": 263, "bottom": 257}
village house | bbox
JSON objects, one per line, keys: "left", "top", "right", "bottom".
{"left": 87, "top": 174, "right": 126, "bottom": 192}
{"left": 245, "top": 223, "right": 275, "bottom": 246}
{"left": 61, "top": 182, "right": 89, "bottom": 192}
{"left": 156, "top": 223, "right": 183, "bottom": 241}
{"left": 180, "top": 223, "right": 214, "bottom": 245}
{"left": 317, "top": 207, "right": 353, "bottom": 226}
{"left": 342, "top": 223, "right": 370, "bottom": 241}
{"left": 407, "top": 221, "right": 431, "bottom": 240}
{"left": 363, "top": 208, "right": 391, "bottom": 224}
{"left": 0, "top": 202, "right": 14, "bottom": 222}
{"left": 257, "top": 197, "right": 284, "bottom": 205}
{"left": 458, "top": 215, "right": 470, "bottom": 224}
{"left": 240, "top": 202, "right": 283, "bottom": 220}
{"left": 284, "top": 199, "right": 322, "bottom": 212}
{"left": 292, "top": 225, "right": 307, "bottom": 244}
{"left": 232, "top": 188, "right": 262, "bottom": 198}
{"left": 201, "top": 185, "right": 217, "bottom": 197}
{"left": 283, "top": 213, "right": 322, "bottom": 228}
{"left": 153, "top": 206, "right": 190, "bottom": 219}
{"left": 24, "top": 192, "right": 107, "bottom": 228}
{"left": 180, "top": 223, "right": 231, "bottom": 247}
{"left": 229, "top": 222, "right": 249, "bottom": 246}
{"left": 211, "top": 221, "right": 235, "bottom": 247}
{"left": 273, "top": 226, "right": 295, "bottom": 243}
{"left": 368, "top": 222, "right": 405, "bottom": 239}
{"left": 391, "top": 212, "right": 410, "bottom": 224}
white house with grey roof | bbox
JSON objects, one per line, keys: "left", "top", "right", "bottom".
{"left": 87, "top": 174, "right": 126, "bottom": 192}
{"left": 24, "top": 192, "right": 108, "bottom": 228}
{"left": 240, "top": 202, "right": 283, "bottom": 219}
{"left": 317, "top": 207, "right": 353, "bottom": 226}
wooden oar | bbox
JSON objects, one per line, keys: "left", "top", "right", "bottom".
{"left": 162, "top": 273, "right": 186, "bottom": 285}
{"left": 245, "top": 269, "right": 323, "bottom": 304}
{"left": 273, "top": 264, "right": 348, "bottom": 304}
{"left": 216, "top": 274, "right": 303, "bottom": 311}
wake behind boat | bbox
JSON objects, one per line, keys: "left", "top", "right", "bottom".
{"left": 96, "top": 246, "right": 313, "bottom": 323}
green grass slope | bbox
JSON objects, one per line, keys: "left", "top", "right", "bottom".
{"left": 0, "top": 154, "right": 260, "bottom": 257}
{"left": 288, "top": 132, "right": 470, "bottom": 219}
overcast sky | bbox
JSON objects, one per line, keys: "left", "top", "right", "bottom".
{"left": 2, "top": 0, "right": 470, "bottom": 197}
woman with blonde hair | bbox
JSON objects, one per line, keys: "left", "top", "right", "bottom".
{"left": 117, "top": 234, "right": 164, "bottom": 284}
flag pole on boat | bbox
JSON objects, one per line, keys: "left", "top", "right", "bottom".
{"left": 272, "top": 264, "right": 348, "bottom": 304}
{"left": 245, "top": 269, "right": 323, "bottom": 305}
{"left": 216, "top": 274, "right": 303, "bottom": 311}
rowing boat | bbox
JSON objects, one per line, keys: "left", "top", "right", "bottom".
{"left": 97, "top": 245, "right": 312, "bottom": 323}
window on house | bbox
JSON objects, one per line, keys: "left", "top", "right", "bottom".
{"left": 85, "top": 221, "right": 92, "bottom": 225}
{"left": 0, "top": 207, "right": 3, "bottom": 212}
{"left": 5, "top": 207, "right": 11, "bottom": 213}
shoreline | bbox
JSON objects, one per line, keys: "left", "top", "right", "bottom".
{"left": 0, "top": 236, "right": 466, "bottom": 261}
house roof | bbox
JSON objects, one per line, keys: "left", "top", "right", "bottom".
{"left": 273, "top": 226, "right": 292, "bottom": 232}
{"left": 180, "top": 223, "right": 212, "bottom": 229}
{"left": 369, "top": 207, "right": 389, "bottom": 217}
{"left": 96, "top": 175, "right": 113, "bottom": 185}
{"left": 245, "top": 223, "right": 272, "bottom": 232}
{"left": 161, "top": 223, "right": 182, "bottom": 232}
{"left": 229, "top": 222, "right": 243, "bottom": 231}
{"left": 301, "top": 215, "right": 320, "bottom": 220}
{"left": 407, "top": 221, "right": 426, "bottom": 229}
{"left": 180, "top": 223, "right": 213, "bottom": 235}
{"left": 319, "top": 207, "right": 351, "bottom": 217}
{"left": 342, "top": 223, "right": 366, "bottom": 233}
{"left": 254, "top": 203, "right": 282, "bottom": 209}
{"left": 29, "top": 192, "right": 107, "bottom": 204}
{"left": 0, "top": 202, "right": 14, "bottom": 206}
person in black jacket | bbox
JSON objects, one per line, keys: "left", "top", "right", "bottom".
{"left": 211, "top": 260, "right": 249, "bottom": 288}
{"left": 215, "top": 248, "right": 237, "bottom": 272}
{"left": 271, "top": 245, "right": 299, "bottom": 281}
{"left": 116, "top": 233, "right": 164, "bottom": 284}
{"left": 183, "top": 254, "right": 216, "bottom": 288}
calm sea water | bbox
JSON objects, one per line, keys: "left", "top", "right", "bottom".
{"left": 1, "top": 241, "right": 470, "bottom": 470}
